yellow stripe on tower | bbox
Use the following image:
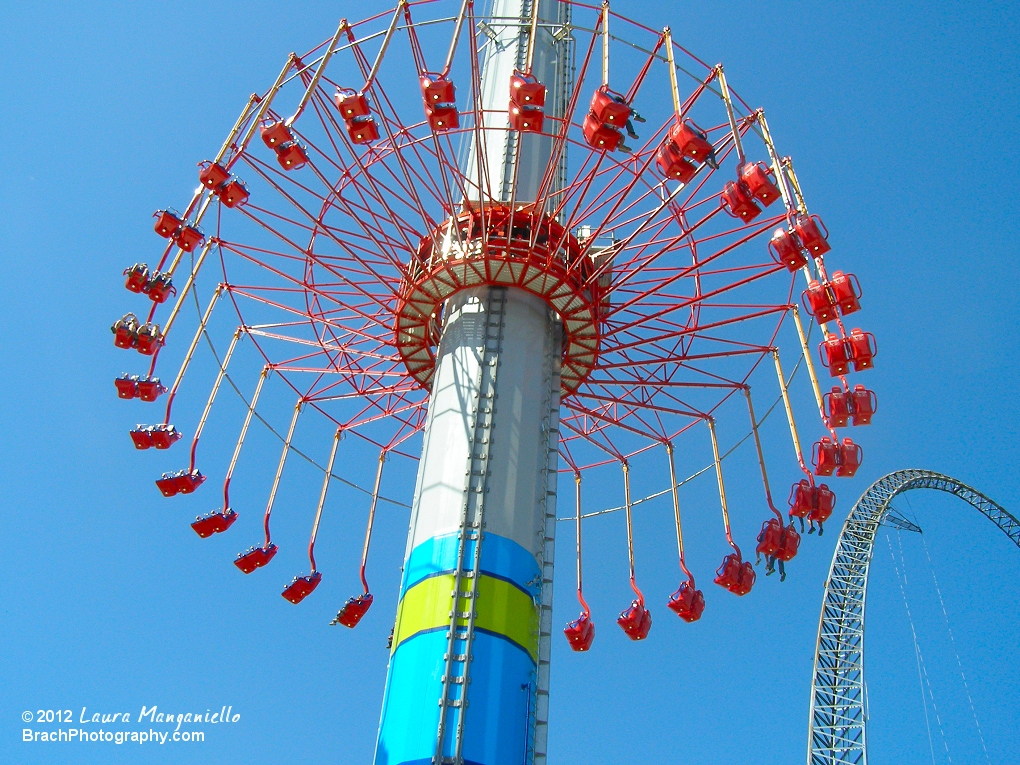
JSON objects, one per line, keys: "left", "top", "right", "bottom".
{"left": 391, "top": 574, "right": 539, "bottom": 662}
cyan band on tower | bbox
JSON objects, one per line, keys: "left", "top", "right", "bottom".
{"left": 375, "top": 532, "right": 541, "bottom": 765}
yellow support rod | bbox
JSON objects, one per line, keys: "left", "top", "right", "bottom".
{"left": 622, "top": 460, "right": 635, "bottom": 581}
{"left": 715, "top": 65, "right": 744, "bottom": 166}
{"left": 773, "top": 350, "right": 809, "bottom": 473}
{"left": 223, "top": 365, "right": 271, "bottom": 500}
{"left": 289, "top": 19, "right": 348, "bottom": 125}
{"left": 309, "top": 428, "right": 343, "bottom": 573}
{"left": 263, "top": 400, "right": 304, "bottom": 545}
{"left": 574, "top": 471, "right": 585, "bottom": 601}
{"left": 665, "top": 442, "right": 690, "bottom": 577}
{"left": 663, "top": 27, "right": 681, "bottom": 115}
{"left": 163, "top": 285, "right": 223, "bottom": 421}
{"left": 782, "top": 156, "right": 809, "bottom": 216}
{"left": 744, "top": 387, "right": 782, "bottom": 518}
{"left": 190, "top": 327, "right": 243, "bottom": 449}
{"left": 791, "top": 305, "right": 826, "bottom": 415}
{"left": 442, "top": 0, "right": 471, "bottom": 76}
{"left": 755, "top": 110, "right": 796, "bottom": 217}
{"left": 359, "top": 449, "right": 387, "bottom": 591}
{"left": 601, "top": 1, "right": 610, "bottom": 86}
{"left": 215, "top": 93, "right": 263, "bottom": 165}
{"left": 230, "top": 53, "right": 297, "bottom": 168}
{"left": 165, "top": 191, "right": 215, "bottom": 278}
{"left": 525, "top": 0, "right": 541, "bottom": 73}
{"left": 707, "top": 418, "right": 735, "bottom": 546}
{"left": 161, "top": 240, "right": 217, "bottom": 337}
{"left": 365, "top": 1, "right": 406, "bottom": 90}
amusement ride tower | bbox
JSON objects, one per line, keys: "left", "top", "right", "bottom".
{"left": 377, "top": 2, "right": 570, "bottom": 762}
{"left": 109, "top": 1, "right": 881, "bottom": 763}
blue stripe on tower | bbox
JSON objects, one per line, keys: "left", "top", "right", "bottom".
{"left": 400, "top": 532, "right": 541, "bottom": 597}
{"left": 375, "top": 632, "right": 536, "bottom": 765}
{"left": 375, "top": 532, "right": 540, "bottom": 765}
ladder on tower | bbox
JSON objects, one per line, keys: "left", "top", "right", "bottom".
{"left": 434, "top": 288, "right": 506, "bottom": 765}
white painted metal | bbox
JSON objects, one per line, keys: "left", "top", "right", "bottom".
{"left": 465, "top": 0, "right": 571, "bottom": 203}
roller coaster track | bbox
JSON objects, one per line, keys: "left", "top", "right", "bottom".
{"left": 807, "top": 469, "right": 1019, "bottom": 765}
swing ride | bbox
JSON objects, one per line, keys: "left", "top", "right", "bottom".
{"left": 108, "top": 0, "right": 880, "bottom": 762}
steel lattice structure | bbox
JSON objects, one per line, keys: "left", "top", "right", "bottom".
{"left": 807, "top": 469, "right": 1020, "bottom": 765}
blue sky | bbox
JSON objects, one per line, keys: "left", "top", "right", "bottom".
{"left": 1, "top": 2, "right": 1018, "bottom": 764}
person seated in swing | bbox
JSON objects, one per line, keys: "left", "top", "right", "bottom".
{"left": 610, "top": 93, "right": 646, "bottom": 152}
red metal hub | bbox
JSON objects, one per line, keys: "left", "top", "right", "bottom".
{"left": 394, "top": 205, "right": 605, "bottom": 395}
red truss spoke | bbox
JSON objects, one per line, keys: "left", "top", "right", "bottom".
{"left": 118, "top": 2, "right": 853, "bottom": 490}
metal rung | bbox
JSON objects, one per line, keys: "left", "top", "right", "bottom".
{"left": 440, "top": 699, "right": 466, "bottom": 708}
{"left": 442, "top": 676, "right": 467, "bottom": 684}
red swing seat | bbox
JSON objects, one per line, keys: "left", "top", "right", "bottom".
{"left": 146, "top": 272, "right": 175, "bottom": 304}
{"left": 260, "top": 121, "right": 294, "bottom": 149}
{"left": 803, "top": 280, "right": 838, "bottom": 324}
{"left": 807, "top": 488, "right": 836, "bottom": 523}
{"left": 509, "top": 104, "right": 544, "bottom": 133}
{"left": 510, "top": 71, "right": 546, "bottom": 108}
{"left": 756, "top": 518, "right": 784, "bottom": 558}
{"left": 794, "top": 214, "right": 831, "bottom": 256}
{"left": 739, "top": 161, "right": 781, "bottom": 206}
{"left": 564, "top": 611, "right": 595, "bottom": 651}
{"left": 112, "top": 314, "right": 140, "bottom": 349}
{"left": 136, "top": 376, "right": 166, "bottom": 402}
{"left": 115, "top": 374, "right": 140, "bottom": 399}
{"left": 333, "top": 593, "right": 374, "bottom": 628}
{"left": 130, "top": 426, "right": 154, "bottom": 450}
{"left": 191, "top": 508, "right": 238, "bottom": 538}
{"left": 848, "top": 328, "right": 876, "bottom": 371}
{"left": 667, "top": 581, "right": 705, "bottom": 622}
{"left": 829, "top": 271, "right": 862, "bottom": 315}
{"left": 589, "top": 86, "right": 631, "bottom": 126}
{"left": 198, "top": 160, "right": 230, "bottom": 190}
{"left": 655, "top": 142, "right": 697, "bottom": 182}
{"left": 234, "top": 544, "right": 279, "bottom": 574}
{"left": 153, "top": 210, "right": 182, "bottom": 238}
{"left": 617, "top": 600, "right": 652, "bottom": 640}
{"left": 219, "top": 179, "right": 250, "bottom": 208}
{"left": 425, "top": 103, "right": 458, "bottom": 131}
{"left": 149, "top": 423, "right": 181, "bottom": 450}
{"left": 282, "top": 572, "right": 322, "bottom": 604}
{"left": 769, "top": 228, "right": 807, "bottom": 271}
{"left": 714, "top": 553, "right": 755, "bottom": 596}
{"left": 334, "top": 89, "right": 371, "bottom": 120}
{"left": 666, "top": 121, "right": 715, "bottom": 164}
{"left": 850, "top": 385, "right": 877, "bottom": 426}
{"left": 275, "top": 142, "right": 308, "bottom": 171}
{"left": 820, "top": 333, "right": 852, "bottom": 377}
{"left": 420, "top": 74, "right": 455, "bottom": 105}
{"left": 123, "top": 264, "right": 150, "bottom": 293}
{"left": 720, "top": 180, "right": 762, "bottom": 222}
{"left": 174, "top": 225, "right": 205, "bottom": 253}
{"left": 582, "top": 113, "right": 623, "bottom": 151}
{"left": 347, "top": 118, "right": 380, "bottom": 145}
{"left": 774, "top": 524, "right": 801, "bottom": 562}
{"left": 825, "top": 386, "right": 851, "bottom": 428}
